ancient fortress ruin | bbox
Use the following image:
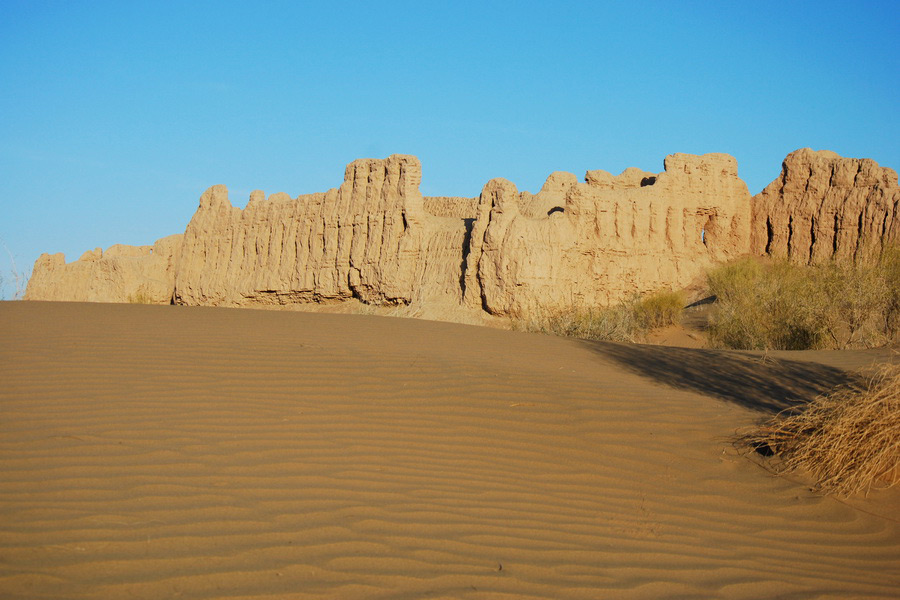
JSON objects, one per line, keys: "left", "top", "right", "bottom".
{"left": 25, "top": 149, "right": 900, "bottom": 317}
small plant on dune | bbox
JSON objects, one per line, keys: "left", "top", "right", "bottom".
{"left": 512, "top": 302, "right": 639, "bottom": 342}
{"left": 633, "top": 289, "right": 685, "bottom": 329}
{"left": 742, "top": 363, "right": 900, "bottom": 497}
{"left": 1, "top": 240, "right": 29, "bottom": 300}
{"left": 513, "top": 289, "right": 684, "bottom": 343}
{"left": 127, "top": 286, "right": 154, "bottom": 304}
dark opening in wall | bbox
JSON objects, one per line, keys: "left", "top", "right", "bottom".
{"left": 854, "top": 212, "right": 864, "bottom": 262}
{"left": 765, "top": 217, "right": 774, "bottom": 254}
{"left": 809, "top": 218, "right": 817, "bottom": 263}
{"left": 640, "top": 176, "right": 657, "bottom": 187}
{"left": 832, "top": 214, "right": 840, "bottom": 256}
{"left": 547, "top": 206, "right": 564, "bottom": 216}
{"left": 702, "top": 214, "right": 716, "bottom": 247}
{"left": 787, "top": 215, "right": 795, "bottom": 258}
{"left": 459, "top": 218, "right": 475, "bottom": 294}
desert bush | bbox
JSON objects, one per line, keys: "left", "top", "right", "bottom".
{"left": 881, "top": 247, "right": 900, "bottom": 339}
{"left": 817, "top": 260, "right": 891, "bottom": 348}
{"left": 706, "top": 256, "right": 762, "bottom": 300}
{"left": 127, "top": 286, "right": 154, "bottom": 304}
{"left": 742, "top": 363, "right": 900, "bottom": 497}
{"left": 1, "top": 241, "right": 29, "bottom": 300}
{"left": 512, "top": 302, "right": 639, "bottom": 342}
{"left": 633, "top": 289, "right": 685, "bottom": 329}
{"left": 707, "top": 258, "right": 826, "bottom": 350}
{"left": 707, "top": 250, "right": 899, "bottom": 350}
{"left": 513, "top": 289, "right": 684, "bottom": 342}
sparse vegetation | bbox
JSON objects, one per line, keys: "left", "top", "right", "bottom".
{"left": 513, "top": 289, "right": 684, "bottom": 342}
{"left": 742, "top": 363, "right": 900, "bottom": 497}
{"left": 1, "top": 240, "right": 29, "bottom": 300}
{"left": 880, "top": 247, "right": 900, "bottom": 340}
{"left": 127, "top": 286, "right": 154, "bottom": 304}
{"left": 633, "top": 289, "right": 685, "bottom": 330}
{"left": 707, "top": 250, "right": 900, "bottom": 350}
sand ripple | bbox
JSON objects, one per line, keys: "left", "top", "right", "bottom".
{"left": 1, "top": 302, "right": 898, "bottom": 599}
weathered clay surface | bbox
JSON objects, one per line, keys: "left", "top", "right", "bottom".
{"left": 751, "top": 148, "right": 900, "bottom": 264}
{"left": 464, "top": 153, "right": 752, "bottom": 315}
{"left": 173, "top": 155, "right": 472, "bottom": 307}
{"left": 26, "top": 150, "right": 899, "bottom": 317}
{"left": 25, "top": 234, "right": 183, "bottom": 303}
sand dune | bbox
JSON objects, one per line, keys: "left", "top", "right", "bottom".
{"left": 1, "top": 302, "right": 897, "bottom": 599}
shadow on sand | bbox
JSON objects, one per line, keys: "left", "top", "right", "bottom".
{"left": 580, "top": 340, "right": 861, "bottom": 414}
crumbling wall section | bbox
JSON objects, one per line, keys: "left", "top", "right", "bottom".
{"left": 751, "top": 148, "right": 900, "bottom": 264}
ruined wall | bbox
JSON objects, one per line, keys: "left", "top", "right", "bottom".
{"left": 173, "top": 155, "right": 472, "bottom": 307}
{"left": 25, "top": 234, "right": 183, "bottom": 304}
{"left": 751, "top": 148, "right": 900, "bottom": 264}
{"left": 422, "top": 196, "right": 478, "bottom": 219}
{"left": 464, "top": 153, "right": 752, "bottom": 315}
{"left": 26, "top": 149, "right": 899, "bottom": 318}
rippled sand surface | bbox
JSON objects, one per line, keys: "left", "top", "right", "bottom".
{"left": 1, "top": 301, "right": 897, "bottom": 599}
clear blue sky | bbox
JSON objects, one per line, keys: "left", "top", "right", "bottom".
{"left": 1, "top": 0, "right": 897, "bottom": 298}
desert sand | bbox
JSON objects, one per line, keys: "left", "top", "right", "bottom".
{"left": 1, "top": 301, "right": 898, "bottom": 599}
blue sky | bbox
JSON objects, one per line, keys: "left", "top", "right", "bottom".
{"left": 1, "top": 0, "right": 898, "bottom": 298}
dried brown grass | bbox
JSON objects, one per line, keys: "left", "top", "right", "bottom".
{"left": 512, "top": 289, "right": 684, "bottom": 343}
{"left": 743, "top": 363, "right": 900, "bottom": 497}
{"left": 707, "top": 248, "right": 900, "bottom": 350}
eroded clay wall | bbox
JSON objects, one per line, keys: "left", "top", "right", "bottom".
{"left": 25, "top": 234, "right": 183, "bottom": 304}
{"left": 751, "top": 148, "right": 900, "bottom": 264}
{"left": 464, "top": 153, "right": 753, "bottom": 315}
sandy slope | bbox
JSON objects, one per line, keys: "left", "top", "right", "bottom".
{"left": 0, "top": 301, "right": 897, "bottom": 600}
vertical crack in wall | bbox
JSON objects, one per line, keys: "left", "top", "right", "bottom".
{"left": 787, "top": 215, "right": 795, "bottom": 260}
{"left": 808, "top": 217, "right": 817, "bottom": 264}
{"left": 832, "top": 213, "right": 840, "bottom": 257}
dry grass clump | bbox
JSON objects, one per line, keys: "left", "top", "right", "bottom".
{"left": 513, "top": 302, "right": 641, "bottom": 342}
{"left": 633, "top": 289, "right": 685, "bottom": 329}
{"left": 880, "top": 247, "right": 900, "bottom": 339}
{"left": 513, "top": 289, "right": 684, "bottom": 342}
{"left": 707, "top": 258, "right": 824, "bottom": 350}
{"left": 707, "top": 249, "right": 900, "bottom": 350}
{"left": 743, "top": 363, "right": 900, "bottom": 497}
{"left": 126, "top": 286, "right": 154, "bottom": 304}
